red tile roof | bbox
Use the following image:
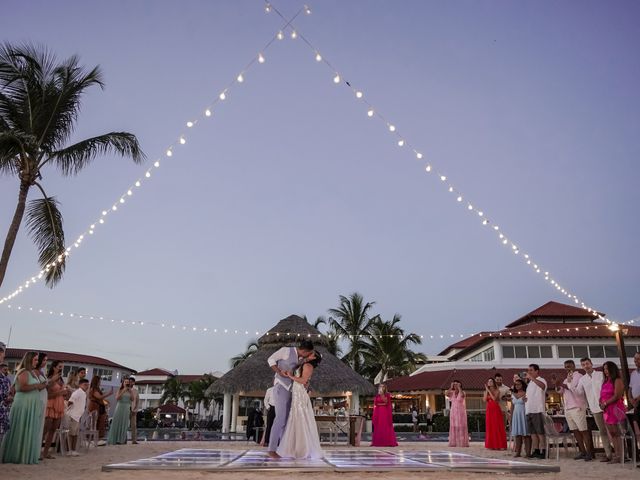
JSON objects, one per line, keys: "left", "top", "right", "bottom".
{"left": 438, "top": 333, "right": 491, "bottom": 356}
{"left": 157, "top": 403, "right": 186, "bottom": 414}
{"left": 176, "top": 374, "right": 208, "bottom": 384}
{"left": 136, "top": 368, "right": 174, "bottom": 376}
{"left": 505, "top": 301, "right": 604, "bottom": 328}
{"left": 387, "top": 367, "right": 569, "bottom": 392}
{"left": 4, "top": 348, "right": 134, "bottom": 372}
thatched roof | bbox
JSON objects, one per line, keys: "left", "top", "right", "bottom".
{"left": 207, "top": 315, "right": 375, "bottom": 396}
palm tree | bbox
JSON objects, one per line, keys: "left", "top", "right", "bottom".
{"left": 186, "top": 381, "right": 205, "bottom": 418}
{"left": 303, "top": 315, "right": 342, "bottom": 357}
{"left": 361, "top": 314, "right": 427, "bottom": 383}
{"left": 159, "top": 377, "right": 186, "bottom": 405}
{"left": 328, "top": 292, "right": 376, "bottom": 374}
{"left": 229, "top": 340, "right": 259, "bottom": 368}
{"left": 0, "top": 43, "right": 144, "bottom": 287}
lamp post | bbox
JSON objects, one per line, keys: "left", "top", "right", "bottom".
{"left": 609, "top": 323, "right": 631, "bottom": 404}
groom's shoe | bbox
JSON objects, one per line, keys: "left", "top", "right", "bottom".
{"left": 267, "top": 451, "right": 281, "bottom": 459}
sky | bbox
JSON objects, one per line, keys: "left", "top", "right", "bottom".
{"left": 0, "top": 0, "right": 639, "bottom": 375}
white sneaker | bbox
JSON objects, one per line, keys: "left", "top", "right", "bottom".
{"left": 70, "top": 451, "right": 80, "bottom": 457}
{"left": 97, "top": 440, "right": 106, "bottom": 446}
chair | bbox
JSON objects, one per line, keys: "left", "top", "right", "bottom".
{"left": 54, "top": 415, "right": 70, "bottom": 456}
{"left": 543, "top": 414, "right": 577, "bottom": 460}
{"left": 317, "top": 421, "right": 337, "bottom": 445}
{"left": 78, "top": 411, "right": 99, "bottom": 452}
{"left": 619, "top": 416, "right": 637, "bottom": 469}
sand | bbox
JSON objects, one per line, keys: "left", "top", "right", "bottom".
{"left": 2, "top": 441, "right": 635, "bottom": 480}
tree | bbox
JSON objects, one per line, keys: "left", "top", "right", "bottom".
{"left": 328, "top": 292, "right": 376, "bottom": 374}
{"left": 229, "top": 340, "right": 259, "bottom": 368}
{"left": 0, "top": 43, "right": 144, "bottom": 287}
{"left": 303, "top": 315, "right": 342, "bottom": 357}
{"left": 159, "top": 377, "right": 186, "bottom": 405}
{"left": 361, "top": 314, "right": 427, "bottom": 383}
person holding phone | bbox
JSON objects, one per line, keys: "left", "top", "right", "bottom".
{"left": 107, "top": 377, "right": 133, "bottom": 445}
{"left": 484, "top": 378, "right": 507, "bottom": 450}
{"left": 446, "top": 380, "right": 469, "bottom": 447}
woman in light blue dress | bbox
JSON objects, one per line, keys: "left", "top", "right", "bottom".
{"left": 107, "top": 379, "right": 131, "bottom": 445}
{"left": 510, "top": 377, "right": 530, "bottom": 457}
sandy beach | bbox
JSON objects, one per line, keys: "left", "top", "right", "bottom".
{"left": 2, "top": 441, "right": 636, "bottom": 480}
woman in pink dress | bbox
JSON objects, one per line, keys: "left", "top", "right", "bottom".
{"left": 599, "top": 361, "right": 626, "bottom": 463}
{"left": 446, "top": 380, "right": 469, "bottom": 447}
{"left": 371, "top": 383, "right": 398, "bottom": 447}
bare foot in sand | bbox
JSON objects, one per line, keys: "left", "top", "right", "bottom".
{"left": 267, "top": 451, "right": 281, "bottom": 459}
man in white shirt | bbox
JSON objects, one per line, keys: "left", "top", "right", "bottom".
{"left": 525, "top": 363, "right": 547, "bottom": 459}
{"left": 66, "top": 379, "right": 89, "bottom": 455}
{"left": 266, "top": 339, "right": 314, "bottom": 458}
{"left": 129, "top": 377, "right": 139, "bottom": 444}
{"left": 573, "top": 357, "right": 612, "bottom": 460}
{"left": 629, "top": 352, "right": 640, "bottom": 434}
{"left": 261, "top": 386, "right": 275, "bottom": 446}
{"left": 558, "top": 359, "right": 591, "bottom": 461}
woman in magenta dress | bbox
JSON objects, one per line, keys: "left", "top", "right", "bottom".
{"left": 484, "top": 378, "right": 507, "bottom": 450}
{"left": 371, "top": 383, "right": 398, "bottom": 447}
{"left": 447, "top": 380, "right": 469, "bottom": 447}
{"left": 599, "top": 361, "right": 626, "bottom": 463}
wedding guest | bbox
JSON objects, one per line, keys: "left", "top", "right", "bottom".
{"left": 88, "top": 376, "right": 113, "bottom": 445}
{"left": 484, "top": 378, "right": 507, "bottom": 450}
{"left": 77, "top": 367, "right": 87, "bottom": 382}
{"left": 66, "top": 379, "right": 89, "bottom": 456}
{"left": 260, "top": 386, "right": 275, "bottom": 446}
{"left": 128, "top": 377, "right": 139, "bottom": 444}
{"left": 629, "top": 353, "right": 640, "bottom": 434}
{"left": 411, "top": 406, "right": 419, "bottom": 433}
{"left": 494, "top": 373, "right": 512, "bottom": 426}
{"left": 446, "top": 380, "right": 469, "bottom": 447}
{"left": 107, "top": 378, "right": 131, "bottom": 445}
{"left": 66, "top": 370, "right": 79, "bottom": 391}
{"left": 510, "top": 377, "right": 530, "bottom": 457}
{"left": 525, "top": 364, "right": 547, "bottom": 459}
{"left": 35, "top": 352, "right": 48, "bottom": 454}
{"left": 1, "top": 351, "right": 48, "bottom": 464}
{"left": 42, "top": 360, "right": 69, "bottom": 459}
{"left": 246, "top": 401, "right": 264, "bottom": 443}
{"left": 0, "top": 343, "right": 12, "bottom": 450}
{"left": 576, "top": 357, "right": 612, "bottom": 460}
{"left": 599, "top": 361, "right": 626, "bottom": 464}
{"left": 371, "top": 383, "right": 398, "bottom": 447}
{"left": 557, "top": 360, "right": 591, "bottom": 460}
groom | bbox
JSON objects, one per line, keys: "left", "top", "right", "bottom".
{"left": 266, "top": 339, "right": 314, "bottom": 458}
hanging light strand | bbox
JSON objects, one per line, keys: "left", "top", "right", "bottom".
{"left": 261, "top": 2, "right": 607, "bottom": 323}
{"left": 0, "top": 9, "right": 309, "bottom": 307}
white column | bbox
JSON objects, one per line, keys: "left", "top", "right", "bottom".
{"left": 222, "top": 393, "right": 231, "bottom": 433}
{"left": 230, "top": 393, "right": 240, "bottom": 432}
{"left": 351, "top": 393, "right": 360, "bottom": 415}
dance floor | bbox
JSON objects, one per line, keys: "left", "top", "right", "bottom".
{"left": 102, "top": 448, "right": 561, "bottom": 473}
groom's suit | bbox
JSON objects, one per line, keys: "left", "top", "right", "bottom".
{"left": 267, "top": 346, "right": 299, "bottom": 452}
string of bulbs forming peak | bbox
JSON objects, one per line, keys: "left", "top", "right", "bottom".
{"left": 0, "top": 2, "right": 618, "bottom": 330}
{"left": 0, "top": 8, "right": 308, "bottom": 307}
{"left": 2, "top": 303, "right": 634, "bottom": 342}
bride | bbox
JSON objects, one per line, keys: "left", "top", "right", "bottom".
{"left": 276, "top": 350, "right": 323, "bottom": 459}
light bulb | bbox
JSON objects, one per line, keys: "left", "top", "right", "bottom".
{"left": 291, "top": 30, "right": 297, "bottom": 39}
{"left": 99, "top": 219, "right": 104, "bottom": 224}
{"left": 389, "top": 125, "right": 396, "bottom": 132}
{"left": 425, "top": 165, "right": 432, "bottom": 172}
{"left": 416, "top": 152, "right": 423, "bottom": 159}
{"left": 356, "top": 91, "right": 363, "bottom": 98}
{"left": 135, "top": 181, "right": 141, "bottom": 187}
{"left": 304, "top": 5, "right": 311, "bottom": 14}
{"left": 127, "top": 190, "right": 132, "bottom": 196}
{"left": 145, "top": 171, "right": 151, "bottom": 178}
{"left": 277, "top": 31, "right": 284, "bottom": 40}
{"left": 154, "top": 160, "right": 160, "bottom": 168}
{"left": 258, "top": 53, "right": 265, "bottom": 64}
{"left": 237, "top": 74, "right": 244, "bottom": 83}
{"left": 398, "top": 139, "right": 404, "bottom": 147}
{"left": 102, "top": 210, "right": 107, "bottom": 216}
{"left": 186, "top": 121, "right": 193, "bottom": 128}
{"left": 166, "top": 149, "right": 172, "bottom": 157}
{"left": 265, "top": 3, "right": 271, "bottom": 13}
{"left": 179, "top": 137, "right": 186, "bottom": 144}
{"left": 482, "top": 219, "right": 488, "bottom": 225}
{"left": 205, "top": 108, "right": 212, "bottom": 116}
{"left": 112, "top": 205, "right": 117, "bottom": 211}
{"left": 440, "top": 175, "right": 446, "bottom": 181}
{"left": 119, "top": 198, "right": 125, "bottom": 204}
{"left": 367, "top": 109, "right": 374, "bottom": 117}
{"left": 219, "top": 92, "right": 226, "bottom": 100}
{"left": 448, "top": 186, "right": 453, "bottom": 192}
{"left": 315, "top": 53, "right": 322, "bottom": 62}
{"left": 457, "top": 196, "right": 462, "bottom": 202}
{"left": 468, "top": 204, "right": 473, "bottom": 210}
{"left": 478, "top": 211, "right": 483, "bottom": 216}
{"left": 333, "top": 74, "right": 340, "bottom": 83}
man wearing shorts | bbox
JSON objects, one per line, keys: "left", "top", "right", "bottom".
{"left": 525, "top": 363, "right": 547, "bottom": 459}
{"left": 66, "top": 378, "right": 89, "bottom": 456}
{"left": 558, "top": 360, "right": 591, "bottom": 461}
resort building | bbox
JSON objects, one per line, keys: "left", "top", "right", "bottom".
{"left": 386, "top": 301, "right": 640, "bottom": 414}
{"left": 2, "top": 348, "right": 136, "bottom": 415}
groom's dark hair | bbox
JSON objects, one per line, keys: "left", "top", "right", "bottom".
{"left": 299, "top": 339, "right": 314, "bottom": 352}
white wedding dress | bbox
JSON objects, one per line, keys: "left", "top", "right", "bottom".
{"left": 276, "top": 376, "right": 323, "bottom": 459}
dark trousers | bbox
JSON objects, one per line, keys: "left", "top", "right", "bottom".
{"left": 264, "top": 406, "right": 276, "bottom": 445}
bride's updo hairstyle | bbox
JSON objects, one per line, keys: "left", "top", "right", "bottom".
{"left": 307, "top": 351, "right": 322, "bottom": 368}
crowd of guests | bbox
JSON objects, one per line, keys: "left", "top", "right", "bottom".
{"left": 0, "top": 343, "right": 140, "bottom": 464}
{"left": 446, "top": 356, "right": 637, "bottom": 464}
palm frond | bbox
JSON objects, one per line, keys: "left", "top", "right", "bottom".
{"left": 25, "top": 192, "right": 65, "bottom": 287}
{"left": 48, "top": 132, "right": 144, "bottom": 176}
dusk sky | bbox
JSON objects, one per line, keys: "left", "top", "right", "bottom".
{"left": 1, "top": 0, "right": 638, "bottom": 375}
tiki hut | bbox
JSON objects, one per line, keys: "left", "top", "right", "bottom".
{"left": 207, "top": 314, "right": 375, "bottom": 433}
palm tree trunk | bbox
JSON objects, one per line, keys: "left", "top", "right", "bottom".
{"left": 0, "top": 181, "right": 30, "bottom": 288}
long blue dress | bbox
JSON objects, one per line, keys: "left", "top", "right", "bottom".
{"left": 107, "top": 391, "right": 131, "bottom": 445}
{"left": 510, "top": 395, "right": 529, "bottom": 437}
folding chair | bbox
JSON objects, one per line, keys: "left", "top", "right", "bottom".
{"left": 543, "top": 414, "right": 577, "bottom": 460}
{"left": 78, "top": 411, "right": 99, "bottom": 452}
{"left": 620, "top": 417, "right": 637, "bottom": 469}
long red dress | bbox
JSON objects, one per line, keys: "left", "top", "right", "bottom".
{"left": 371, "top": 393, "right": 398, "bottom": 447}
{"left": 485, "top": 396, "right": 507, "bottom": 449}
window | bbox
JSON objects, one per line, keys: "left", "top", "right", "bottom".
{"left": 573, "top": 346, "right": 588, "bottom": 358}
{"left": 92, "top": 368, "right": 113, "bottom": 382}
{"left": 484, "top": 348, "right": 495, "bottom": 362}
{"left": 589, "top": 345, "right": 604, "bottom": 358}
{"left": 604, "top": 346, "right": 618, "bottom": 358}
{"left": 467, "top": 347, "right": 494, "bottom": 362}
{"left": 558, "top": 346, "right": 573, "bottom": 358}
{"left": 150, "top": 385, "right": 163, "bottom": 394}
{"left": 502, "top": 346, "right": 515, "bottom": 359}
{"left": 515, "top": 346, "right": 527, "bottom": 359}
{"left": 540, "top": 346, "right": 553, "bottom": 358}
{"left": 528, "top": 346, "right": 541, "bottom": 358}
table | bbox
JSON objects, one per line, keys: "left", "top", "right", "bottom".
{"left": 315, "top": 415, "right": 366, "bottom": 446}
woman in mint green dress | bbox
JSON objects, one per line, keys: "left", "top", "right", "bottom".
{"left": 1, "top": 351, "right": 48, "bottom": 464}
{"left": 107, "top": 378, "right": 131, "bottom": 445}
